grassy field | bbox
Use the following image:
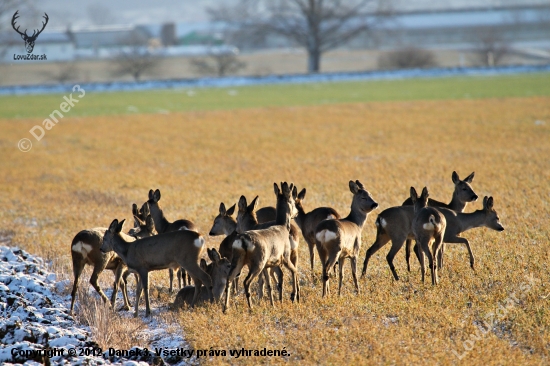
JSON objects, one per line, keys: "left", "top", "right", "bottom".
{"left": 1, "top": 72, "right": 550, "bottom": 119}
{"left": 0, "top": 74, "right": 549, "bottom": 364}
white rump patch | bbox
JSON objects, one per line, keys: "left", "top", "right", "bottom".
{"left": 327, "top": 214, "right": 336, "bottom": 220}
{"left": 380, "top": 218, "right": 387, "bottom": 228}
{"left": 179, "top": 226, "right": 189, "bottom": 231}
{"left": 316, "top": 230, "right": 337, "bottom": 243}
{"left": 72, "top": 241, "right": 93, "bottom": 256}
{"left": 232, "top": 238, "right": 243, "bottom": 250}
{"left": 194, "top": 237, "right": 205, "bottom": 248}
{"left": 423, "top": 222, "right": 435, "bottom": 230}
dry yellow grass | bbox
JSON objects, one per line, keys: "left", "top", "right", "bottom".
{"left": 0, "top": 96, "right": 549, "bottom": 364}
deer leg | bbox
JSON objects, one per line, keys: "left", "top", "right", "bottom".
{"left": 243, "top": 266, "right": 263, "bottom": 309}
{"left": 169, "top": 268, "right": 175, "bottom": 294}
{"left": 324, "top": 249, "right": 340, "bottom": 298}
{"left": 438, "top": 243, "right": 445, "bottom": 270}
{"left": 432, "top": 236, "right": 444, "bottom": 285}
{"left": 70, "top": 255, "right": 85, "bottom": 313}
{"left": 308, "top": 240, "right": 315, "bottom": 280}
{"left": 263, "top": 269, "right": 274, "bottom": 307}
{"left": 290, "top": 249, "right": 299, "bottom": 302}
{"left": 418, "top": 246, "right": 426, "bottom": 283}
{"left": 405, "top": 238, "right": 413, "bottom": 272}
{"left": 90, "top": 264, "right": 109, "bottom": 305}
{"left": 386, "top": 238, "right": 406, "bottom": 281}
{"left": 350, "top": 256, "right": 360, "bottom": 294}
{"left": 223, "top": 255, "right": 244, "bottom": 313}
{"left": 361, "top": 232, "right": 390, "bottom": 277}
{"left": 141, "top": 272, "right": 153, "bottom": 317}
{"left": 111, "top": 263, "right": 128, "bottom": 310}
{"left": 134, "top": 272, "right": 144, "bottom": 317}
{"left": 446, "top": 236, "right": 475, "bottom": 270}
{"left": 185, "top": 262, "right": 214, "bottom": 307}
{"left": 420, "top": 240, "right": 435, "bottom": 286}
{"left": 270, "top": 267, "right": 284, "bottom": 302}
{"left": 338, "top": 257, "right": 345, "bottom": 296}
{"left": 283, "top": 257, "right": 299, "bottom": 303}
{"left": 413, "top": 243, "right": 424, "bottom": 274}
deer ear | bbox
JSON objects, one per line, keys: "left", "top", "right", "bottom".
{"left": 145, "top": 215, "right": 155, "bottom": 233}
{"left": 132, "top": 203, "right": 139, "bottom": 216}
{"left": 355, "top": 180, "right": 365, "bottom": 190}
{"left": 298, "top": 188, "right": 306, "bottom": 201}
{"left": 292, "top": 186, "right": 298, "bottom": 200}
{"left": 410, "top": 187, "right": 418, "bottom": 203}
{"left": 464, "top": 172, "right": 475, "bottom": 183}
{"left": 482, "top": 196, "right": 489, "bottom": 209}
{"left": 133, "top": 215, "right": 143, "bottom": 228}
{"left": 209, "top": 248, "right": 221, "bottom": 263}
{"left": 108, "top": 219, "right": 119, "bottom": 233}
{"left": 219, "top": 202, "right": 226, "bottom": 216}
{"left": 273, "top": 183, "right": 281, "bottom": 197}
{"left": 226, "top": 203, "right": 236, "bottom": 216}
{"left": 154, "top": 189, "right": 161, "bottom": 202}
{"left": 148, "top": 189, "right": 154, "bottom": 200}
{"left": 452, "top": 171, "right": 460, "bottom": 184}
{"left": 249, "top": 196, "right": 259, "bottom": 212}
{"left": 116, "top": 219, "right": 125, "bottom": 233}
{"left": 486, "top": 196, "right": 494, "bottom": 210}
{"left": 238, "top": 196, "right": 247, "bottom": 212}
{"left": 141, "top": 202, "right": 150, "bottom": 217}
{"left": 200, "top": 258, "right": 208, "bottom": 271}
{"left": 349, "top": 180, "right": 359, "bottom": 194}
{"left": 421, "top": 187, "right": 429, "bottom": 199}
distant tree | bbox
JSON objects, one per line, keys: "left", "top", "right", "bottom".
{"left": 471, "top": 27, "right": 510, "bottom": 67}
{"left": 191, "top": 48, "right": 246, "bottom": 77}
{"left": 111, "top": 33, "right": 160, "bottom": 81}
{"left": 209, "top": 0, "right": 390, "bottom": 73}
{"left": 378, "top": 47, "right": 437, "bottom": 70}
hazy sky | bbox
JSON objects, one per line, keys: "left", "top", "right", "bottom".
{"left": 27, "top": 0, "right": 550, "bottom": 29}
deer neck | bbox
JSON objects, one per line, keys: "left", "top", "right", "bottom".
{"left": 448, "top": 192, "right": 467, "bottom": 212}
{"left": 275, "top": 198, "right": 292, "bottom": 229}
{"left": 149, "top": 202, "right": 170, "bottom": 233}
{"left": 113, "top": 232, "right": 133, "bottom": 261}
{"left": 344, "top": 203, "right": 368, "bottom": 228}
{"left": 293, "top": 203, "right": 307, "bottom": 230}
{"left": 224, "top": 218, "right": 237, "bottom": 236}
{"left": 238, "top": 212, "right": 258, "bottom": 233}
{"left": 456, "top": 210, "right": 486, "bottom": 233}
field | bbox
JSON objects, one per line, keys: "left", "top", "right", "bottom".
{"left": 1, "top": 73, "right": 549, "bottom": 364}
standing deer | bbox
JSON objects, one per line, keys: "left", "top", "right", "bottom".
{"left": 235, "top": 194, "right": 300, "bottom": 300}
{"left": 173, "top": 248, "right": 231, "bottom": 308}
{"left": 292, "top": 186, "right": 340, "bottom": 279}
{"left": 402, "top": 171, "right": 478, "bottom": 271}
{"left": 100, "top": 219, "right": 213, "bottom": 317}
{"left": 145, "top": 189, "right": 197, "bottom": 293}
{"left": 223, "top": 182, "right": 300, "bottom": 312}
{"left": 69, "top": 214, "right": 156, "bottom": 313}
{"left": 410, "top": 187, "right": 446, "bottom": 285}
{"left": 315, "top": 180, "right": 378, "bottom": 297}
{"left": 362, "top": 196, "right": 504, "bottom": 280}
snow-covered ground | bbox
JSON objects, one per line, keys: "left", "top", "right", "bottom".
{"left": 0, "top": 246, "right": 194, "bottom": 365}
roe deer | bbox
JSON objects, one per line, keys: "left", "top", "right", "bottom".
{"left": 173, "top": 248, "right": 231, "bottom": 308}
{"left": 146, "top": 189, "right": 197, "bottom": 293}
{"left": 410, "top": 187, "right": 446, "bottom": 285}
{"left": 315, "top": 180, "right": 378, "bottom": 297}
{"left": 235, "top": 194, "right": 300, "bottom": 301}
{"left": 69, "top": 214, "right": 156, "bottom": 313}
{"left": 292, "top": 186, "right": 340, "bottom": 279}
{"left": 362, "top": 196, "right": 504, "bottom": 281}
{"left": 402, "top": 171, "right": 478, "bottom": 271}
{"left": 100, "top": 219, "right": 213, "bottom": 317}
{"left": 223, "top": 182, "right": 300, "bottom": 312}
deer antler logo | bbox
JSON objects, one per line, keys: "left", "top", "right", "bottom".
{"left": 12, "top": 11, "right": 49, "bottom": 54}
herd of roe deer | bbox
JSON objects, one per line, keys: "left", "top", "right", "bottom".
{"left": 69, "top": 171, "right": 505, "bottom": 317}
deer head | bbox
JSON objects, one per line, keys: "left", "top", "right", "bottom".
{"left": 12, "top": 11, "right": 49, "bottom": 54}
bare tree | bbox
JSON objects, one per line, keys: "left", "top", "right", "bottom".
{"left": 471, "top": 27, "right": 510, "bottom": 67}
{"left": 191, "top": 48, "right": 246, "bottom": 77}
{"left": 111, "top": 33, "right": 160, "bottom": 81}
{"left": 378, "top": 47, "right": 437, "bottom": 70}
{"left": 209, "top": 0, "right": 388, "bottom": 73}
